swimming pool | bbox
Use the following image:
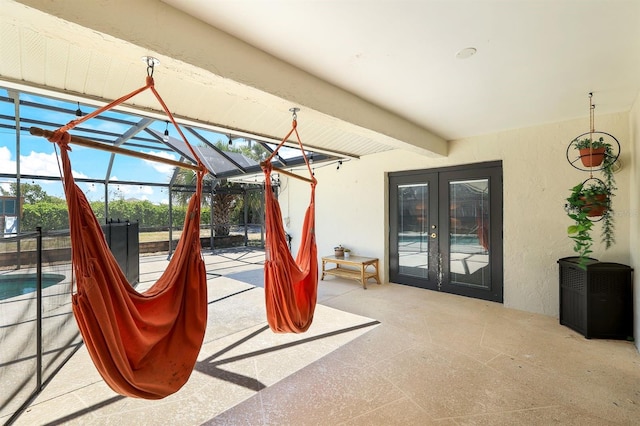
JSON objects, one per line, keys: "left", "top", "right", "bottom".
{"left": 0, "top": 273, "right": 66, "bottom": 301}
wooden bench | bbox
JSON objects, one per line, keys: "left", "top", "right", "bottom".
{"left": 321, "top": 255, "right": 381, "bottom": 289}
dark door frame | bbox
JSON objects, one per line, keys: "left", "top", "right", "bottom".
{"left": 388, "top": 161, "right": 503, "bottom": 303}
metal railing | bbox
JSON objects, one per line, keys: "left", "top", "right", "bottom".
{"left": 0, "top": 228, "right": 81, "bottom": 426}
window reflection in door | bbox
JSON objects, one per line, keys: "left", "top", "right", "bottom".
{"left": 398, "top": 183, "right": 429, "bottom": 278}
{"left": 449, "top": 179, "right": 490, "bottom": 289}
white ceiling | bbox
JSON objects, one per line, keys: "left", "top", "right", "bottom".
{"left": 4, "top": 0, "right": 640, "bottom": 159}
{"left": 162, "top": 0, "right": 640, "bottom": 140}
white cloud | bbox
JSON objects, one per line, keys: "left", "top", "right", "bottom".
{"left": 19, "top": 151, "right": 62, "bottom": 176}
{"left": 83, "top": 182, "right": 99, "bottom": 193}
{"left": 1, "top": 148, "right": 166, "bottom": 203}
{"left": 0, "top": 147, "right": 16, "bottom": 173}
{"left": 72, "top": 170, "right": 89, "bottom": 179}
{"left": 109, "top": 178, "right": 155, "bottom": 198}
{"left": 0, "top": 147, "right": 87, "bottom": 179}
{"left": 142, "top": 151, "right": 179, "bottom": 176}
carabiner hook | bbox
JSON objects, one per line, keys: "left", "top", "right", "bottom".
{"left": 141, "top": 56, "right": 160, "bottom": 77}
{"left": 289, "top": 107, "right": 300, "bottom": 121}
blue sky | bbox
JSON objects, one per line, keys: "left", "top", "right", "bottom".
{"left": 0, "top": 89, "right": 226, "bottom": 204}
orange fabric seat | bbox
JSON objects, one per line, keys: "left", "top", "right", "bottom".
{"left": 53, "top": 133, "right": 207, "bottom": 399}
{"left": 262, "top": 116, "right": 318, "bottom": 333}
{"left": 44, "top": 72, "right": 208, "bottom": 399}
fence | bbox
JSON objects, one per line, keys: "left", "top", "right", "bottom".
{"left": 0, "top": 218, "right": 262, "bottom": 424}
{"left": 0, "top": 228, "right": 81, "bottom": 425}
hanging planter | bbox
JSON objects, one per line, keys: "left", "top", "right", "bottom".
{"left": 575, "top": 136, "right": 607, "bottom": 167}
{"left": 578, "top": 147, "right": 606, "bottom": 167}
{"left": 566, "top": 94, "right": 620, "bottom": 172}
{"left": 565, "top": 178, "right": 615, "bottom": 268}
{"left": 567, "top": 133, "right": 619, "bottom": 170}
{"left": 564, "top": 93, "right": 619, "bottom": 269}
{"left": 579, "top": 192, "right": 609, "bottom": 217}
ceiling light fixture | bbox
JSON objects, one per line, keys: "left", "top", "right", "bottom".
{"left": 163, "top": 121, "right": 170, "bottom": 142}
{"left": 75, "top": 102, "right": 84, "bottom": 117}
{"left": 455, "top": 47, "right": 477, "bottom": 59}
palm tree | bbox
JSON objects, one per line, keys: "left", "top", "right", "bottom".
{"left": 172, "top": 168, "right": 238, "bottom": 237}
{"left": 171, "top": 168, "right": 210, "bottom": 206}
{"left": 211, "top": 181, "right": 240, "bottom": 237}
{"left": 171, "top": 138, "right": 267, "bottom": 236}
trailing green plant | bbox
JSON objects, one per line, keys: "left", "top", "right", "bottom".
{"left": 599, "top": 142, "right": 617, "bottom": 249}
{"left": 566, "top": 182, "right": 595, "bottom": 267}
{"left": 565, "top": 179, "right": 615, "bottom": 269}
{"left": 566, "top": 134, "right": 617, "bottom": 266}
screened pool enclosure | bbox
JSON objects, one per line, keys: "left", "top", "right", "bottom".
{"left": 0, "top": 82, "right": 340, "bottom": 424}
{"left": 0, "top": 84, "right": 337, "bottom": 246}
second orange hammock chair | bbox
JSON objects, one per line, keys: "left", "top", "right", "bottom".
{"left": 37, "top": 66, "right": 208, "bottom": 399}
{"left": 262, "top": 111, "right": 318, "bottom": 333}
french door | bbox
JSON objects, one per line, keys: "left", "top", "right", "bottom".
{"left": 389, "top": 162, "right": 503, "bottom": 302}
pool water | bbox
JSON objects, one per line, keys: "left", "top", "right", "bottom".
{"left": 0, "top": 273, "right": 66, "bottom": 301}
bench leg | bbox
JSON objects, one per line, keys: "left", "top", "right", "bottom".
{"left": 373, "top": 260, "right": 381, "bottom": 284}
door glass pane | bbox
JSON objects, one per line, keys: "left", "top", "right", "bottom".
{"left": 398, "top": 183, "right": 429, "bottom": 278}
{"left": 449, "top": 179, "right": 490, "bottom": 288}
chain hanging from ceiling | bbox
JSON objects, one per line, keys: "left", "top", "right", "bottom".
{"left": 566, "top": 92, "right": 620, "bottom": 173}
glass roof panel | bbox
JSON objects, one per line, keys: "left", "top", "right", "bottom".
{"left": 263, "top": 142, "right": 312, "bottom": 162}
{"left": 1, "top": 84, "right": 340, "bottom": 193}
{"left": 20, "top": 131, "right": 113, "bottom": 179}
{"left": 155, "top": 128, "right": 262, "bottom": 177}
{"left": 108, "top": 150, "right": 175, "bottom": 184}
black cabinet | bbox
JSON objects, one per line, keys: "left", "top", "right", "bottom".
{"left": 102, "top": 220, "right": 139, "bottom": 285}
{"left": 558, "top": 257, "right": 633, "bottom": 339}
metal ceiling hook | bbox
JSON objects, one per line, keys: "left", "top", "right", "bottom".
{"left": 141, "top": 56, "right": 160, "bottom": 77}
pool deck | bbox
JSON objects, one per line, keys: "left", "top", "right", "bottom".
{"left": 3, "top": 248, "right": 379, "bottom": 425}
{"left": 3, "top": 247, "right": 640, "bottom": 425}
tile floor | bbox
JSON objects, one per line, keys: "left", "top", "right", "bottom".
{"left": 7, "top": 248, "right": 640, "bottom": 425}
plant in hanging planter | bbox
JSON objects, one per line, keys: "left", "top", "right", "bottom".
{"left": 572, "top": 136, "right": 611, "bottom": 167}
{"left": 565, "top": 179, "right": 615, "bottom": 268}
{"left": 581, "top": 181, "right": 610, "bottom": 215}
{"left": 565, "top": 94, "right": 618, "bottom": 268}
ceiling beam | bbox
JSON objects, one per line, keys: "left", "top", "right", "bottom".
{"left": 12, "top": 0, "right": 448, "bottom": 158}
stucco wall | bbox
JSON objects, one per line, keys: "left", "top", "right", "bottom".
{"left": 279, "top": 112, "right": 632, "bottom": 317}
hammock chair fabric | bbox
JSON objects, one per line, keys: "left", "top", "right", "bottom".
{"left": 44, "top": 74, "right": 208, "bottom": 399}
{"left": 262, "top": 118, "right": 318, "bottom": 333}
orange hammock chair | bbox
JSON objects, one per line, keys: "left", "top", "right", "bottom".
{"left": 34, "top": 68, "right": 208, "bottom": 399}
{"left": 261, "top": 112, "right": 318, "bottom": 333}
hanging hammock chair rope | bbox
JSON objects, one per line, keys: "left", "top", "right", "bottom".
{"left": 261, "top": 111, "right": 319, "bottom": 333}
{"left": 31, "top": 68, "right": 209, "bottom": 399}
{"left": 260, "top": 112, "right": 315, "bottom": 183}
{"left": 30, "top": 75, "right": 206, "bottom": 173}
